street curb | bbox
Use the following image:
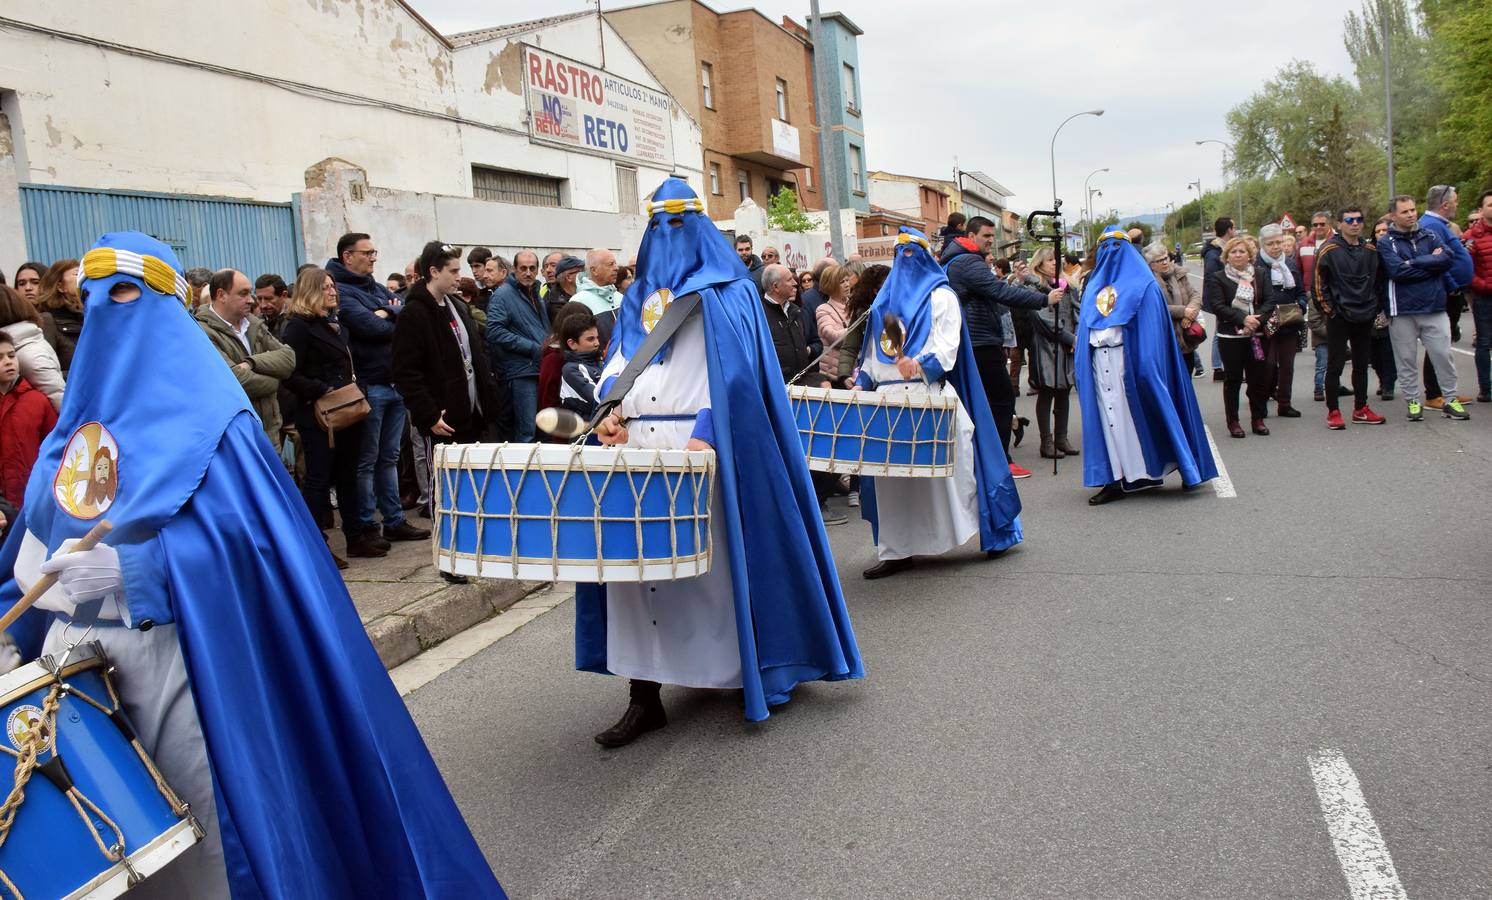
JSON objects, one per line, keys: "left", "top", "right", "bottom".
{"left": 365, "top": 577, "right": 547, "bottom": 669}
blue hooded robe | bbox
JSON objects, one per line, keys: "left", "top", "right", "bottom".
{"left": 1074, "top": 230, "right": 1217, "bottom": 488}
{"left": 0, "top": 233, "right": 503, "bottom": 898}
{"left": 856, "top": 229, "right": 1024, "bottom": 552}
{"left": 575, "top": 179, "right": 863, "bottom": 723}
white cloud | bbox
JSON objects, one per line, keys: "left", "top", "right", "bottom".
{"left": 410, "top": 0, "right": 1362, "bottom": 220}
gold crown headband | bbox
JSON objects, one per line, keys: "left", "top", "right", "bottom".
{"left": 81, "top": 247, "right": 191, "bottom": 306}
{"left": 1099, "top": 229, "right": 1129, "bottom": 244}
{"left": 646, "top": 196, "right": 706, "bottom": 215}
{"left": 895, "top": 232, "right": 931, "bottom": 250}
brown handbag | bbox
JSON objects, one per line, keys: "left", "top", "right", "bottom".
{"left": 313, "top": 333, "right": 370, "bottom": 446}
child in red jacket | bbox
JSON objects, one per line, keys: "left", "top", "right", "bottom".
{"left": 0, "top": 329, "right": 59, "bottom": 507}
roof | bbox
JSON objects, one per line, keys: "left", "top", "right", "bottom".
{"left": 390, "top": 0, "right": 454, "bottom": 48}
{"left": 816, "top": 12, "right": 864, "bottom": 36}
{"left": 447, "top": 10, "right": 593, "bottom": 47}
{"left": 960, "top": 171, "right": 1013, "bottom": 201}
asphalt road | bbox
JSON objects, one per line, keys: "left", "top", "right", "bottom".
{"left": 406, "top": 304, "right": 1492, "bottom": 899}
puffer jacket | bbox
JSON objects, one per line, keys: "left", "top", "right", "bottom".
{"left": 0, "top": 377, "right": 58, "bottom": 506}
{"left": 485, "top": 273, "right": 549, "bottom": 379}
{"left": 1462, "top": 218, "right": 1492, "bottom": 295}
{"left": 939, "top": 236, "right": 1047, "bottom": 347}
{"left": 0, "top": 321, "right": 64, "bottom": 410}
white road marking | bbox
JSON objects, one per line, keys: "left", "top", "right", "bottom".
{"left": 1201, "top": 425, "right": 1237, "bottom": 498}
{"left": 1450, "top": 346, "right": 1473, "bottom": 357}
{"left": 391, "top": 585, "right": 572, "bottom": 697}
{"left": 1308, "top": 749, "right": 1409, "bottom": 900}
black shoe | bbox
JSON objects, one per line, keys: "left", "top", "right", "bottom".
{"left": 332, "top": 552, "right": 349, "bottom": 571}
{"left": 384, "top": 520, "right": 431, "bottom": 541}
{"left": 1278, "top": 406, "right": 1302, "bottom": 418}
{"left": 1212, "top": 368, "right": 1225, "bottom": 382}
{"left": 986, "top": 548, "right": 1008, "bottom": 560}
{"left": 595, "top": 681, "right": 666, "bottom": 748}
{"left": 1088, "top": 482, "right": 1125, "bottom": 505}
{"left": 1478, "top": 392, "right": 1491, "bottom": 403}
{"left": 1012, "top": 416, "right": 1030, "bottom": 448}
{"left": 361, "top": 524, "right": 392, "bottom": 551}
{"left": 1379, "top": 388, "right": 1394, "bottom": 401}
{"left": 345, "top": 535, "right": 389, "bottom": 558}
{"left": 1314, "top": 388, "right": 1325, "bottom": 402}
{"left": 862, "top": 557, "right": 916, "bottom": 580}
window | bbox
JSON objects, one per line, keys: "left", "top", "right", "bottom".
{"left": 738, "top": 170, "right": 750, "bottom": 203}
{"left": 472, "top": 166, "right": 562, "bottom": 207}
{"left": 881, "top": 224, "right": 889, "bottom": 236}
{"left": 775, "top": 78, "right": 788, "bottom": 121}
{"left": 709, "top": 162, "right": 722, "bottom": 195}
{"left": 848, "top": 145, "right": 864, "bottom": 193}
{"left": 701, "top": 62, "right": 714, "bottom": 109}
{"left": 615, "top": 164, "right": 639, "bottom": 214}
{"left": 843, "top": 63, "right": 858, "bottom": 112}
{"left": 804, "top": 166, "right": 814, "bottom": 189}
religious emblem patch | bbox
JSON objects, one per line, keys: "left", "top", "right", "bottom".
{"left": 6, "top": 705, "right": 51, "bottom": 753}
{"left": 641, "top": 289, "right": 673, "bottom": 334}
{"left": 53, "top": 421, "right": 120, "bottom": 520}
{"left": 1095, "top": 285, "right": 1118, "bottom": 317}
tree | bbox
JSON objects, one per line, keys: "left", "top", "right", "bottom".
{"left": 1424, "top": 0, "right": 1492, "bottom": 189}
{"left": 766, "top": 188, "right": 815, "bottom": 232}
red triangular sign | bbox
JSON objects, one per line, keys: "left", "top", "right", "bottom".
{"left": 1278, "top": 213, "right": 1296, "bottom": 230}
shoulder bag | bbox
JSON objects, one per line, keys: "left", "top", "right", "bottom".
{"left": 313, "top": 325, "right": 370, "bottom": 445}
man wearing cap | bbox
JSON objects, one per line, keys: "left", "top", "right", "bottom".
{"left": 545, "top": 255, "right": 585, "bottom": 323}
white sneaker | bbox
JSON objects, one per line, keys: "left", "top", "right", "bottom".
{"left": 847, "top": 491, "right": 859, "bottom": 507}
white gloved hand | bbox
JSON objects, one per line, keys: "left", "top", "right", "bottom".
{"left": 37, "top": 540, "right": 125, "bottom": 609}
{"left": 0, "top": 635, "right": 20, "bottom": 674}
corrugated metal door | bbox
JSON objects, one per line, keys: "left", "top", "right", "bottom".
{"left": 19, "top": 184, "right": 299, "bottom": 278}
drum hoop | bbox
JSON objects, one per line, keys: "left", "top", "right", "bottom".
{"left": 785, "top": 383, "right": 958, "bottom": 410}
{"left": 0, "top": 642, "right": 105, "bottom": 707}
{"left": 433, "top": 443, "right": 714, "bottom": 583}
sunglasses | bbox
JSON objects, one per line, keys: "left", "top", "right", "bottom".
{"left": 1341, "top": 216, "right": 1364, "bottom": 224}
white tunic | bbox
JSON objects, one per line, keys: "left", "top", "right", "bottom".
{"left": 597, "top": 312, "right": 742, "bottom": 689}
{"left": 15, "top": 531, "right": 230, "bottom": 900}
{"left": 1088, "top": 326, "right": 1164, "bottom": 482}
{"left": 863, "top": 287, "right": 980, "bottom": 561}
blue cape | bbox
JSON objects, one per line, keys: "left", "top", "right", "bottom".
{"left": 2, "top": 232, "right": 503, "bottom": 898}
{"left": 578, "top": 180, "right": 863, "bottom": 722}
{"left": 1074, "top": 232, "right": 1217, "bottom": 488}
{"left": 857, "top": 236, "right": 1024, "bottom": 552}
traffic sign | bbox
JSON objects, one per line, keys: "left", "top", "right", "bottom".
{"left": 1279, "top": 213, "right": 1297, "bottom": 230}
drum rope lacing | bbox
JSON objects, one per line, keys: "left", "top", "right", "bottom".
{"left": 789, "top": 387, "right": 957, "bottom": 476}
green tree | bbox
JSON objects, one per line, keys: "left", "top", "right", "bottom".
{"left": 766, "top": 188, "right": 815, "bottom": 232}
{"left": 1424, "top": 0, "right": 1492, "bottom": 189}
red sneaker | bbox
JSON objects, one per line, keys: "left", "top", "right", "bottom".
{"left": 1326, "top": 409, "right": 1346, "bottom": 430}
{"left": 1352, "top": 405, "right": 1386, "bottom": 425}
{"left": 1009, "top": 462, "right": 1033, "bottom": 479}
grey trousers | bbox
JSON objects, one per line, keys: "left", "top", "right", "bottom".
{"left": 407, "top": 418, "right": 430, "bottom": 506}
{"left": 1389, "top": 312, "right": 1457, "bottom": 403}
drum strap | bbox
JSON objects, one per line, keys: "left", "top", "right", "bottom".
{"left": 590, "top": 291, "right": 702, "bottom": 430}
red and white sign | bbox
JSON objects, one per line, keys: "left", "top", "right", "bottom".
{"left": 522, "top": 45, "right": 674, "bottom": 167}
{"left": 1278, "top": 213, "right": 1297, "bottom": 230}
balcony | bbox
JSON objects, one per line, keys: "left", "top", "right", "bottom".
{"left": 731, "top": 119, "right": 803, "bottom": 170}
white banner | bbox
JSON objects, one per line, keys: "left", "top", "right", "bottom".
{"left": 523, "top": 46, "right": 674, "bottom": 168}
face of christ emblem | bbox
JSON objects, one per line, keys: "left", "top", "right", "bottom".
{"left": 641, "top": 289, "right": 672, "bottom": 334}
{"left": 879, "top": 312, "right": 905, "bottom": 358}
{"left": 1095, "top": 285, "right": 1118, "bottom": 317}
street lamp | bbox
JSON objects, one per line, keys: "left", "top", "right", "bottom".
{"left": 1049, "top": 109, "right": 1105, "bottom": 216}
{"left": 1087, "top": 188, "right": 1103, "bottom": 227}
{"left": 1196, "top": 138, "right": 1243, "bottom": 230}
{"left": 1083, "top": 167, "right": 1109, "bottom": 227}
{"left": 1188, "top": 179, "right": 1204, "bottom": 247}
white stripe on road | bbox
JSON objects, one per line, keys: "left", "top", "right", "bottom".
{"left": 1308, "top": 749, "right": 1409, "bottom": 900}
{"left": 1450, "top": 347, "right": 1473, "bottom": 357}
{"left": 1201, "top": 425, "right": 1237, "bottom": 498}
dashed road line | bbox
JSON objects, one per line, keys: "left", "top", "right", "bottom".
{"left": 1201, "top": 425, "right": 1237, "bottom": 498}
{"left": 1308, "top": 748, "right": 1409, "bottom": 900}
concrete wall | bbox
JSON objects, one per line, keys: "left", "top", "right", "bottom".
{"left": 0, "top": 110, "right": 24, "bottom": 266}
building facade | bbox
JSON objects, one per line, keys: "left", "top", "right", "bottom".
{"left": 608, "top": 0, "right": 828, "bottom": 221}
{"left": 0, "top": 2, "right": 701, "bottom": 274}
{"left": 867, "top": 171, "right": 957, "bottom": 237}
{"left": 781, "top": 13, "right": 868, "bottom": 216}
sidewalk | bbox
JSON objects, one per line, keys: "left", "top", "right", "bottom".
{"left": 329, "top": 527, "right": 545, "bottom": 669}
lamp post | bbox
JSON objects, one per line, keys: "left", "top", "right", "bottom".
{"left": 1188, "top": 180, "right": 1204, "bottom": 247}
{"left": 1087, "top": 188, "right": 1103, "bottom": 235}
{"left": 1049, "top": 109, "right": 1104, "bottom": 219}
{"left": 1196, "top": 138, "right": 1242, "bottom": 231}
{"left": 1083, "top": 167, "right": 1109, "bottom": 229}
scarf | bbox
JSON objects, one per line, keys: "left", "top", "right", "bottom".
{"left": 1224, "top": 264, "right": 1255, "bottom": 306}
{"left": 1260, "top": 249, "right": 1295, "bottom": 290}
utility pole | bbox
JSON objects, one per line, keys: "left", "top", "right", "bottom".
{"left": 1381, "top": 0, "right": 1396, "bottom": 202}
{"left": 808, "top": 0, "right": 845, "bottom": 260}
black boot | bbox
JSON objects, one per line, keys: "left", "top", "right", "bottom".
{"left": 862, "top": 557, "right": 916, "bottom": 580}
{"left": 1088, "top": 482, "right": 1126, "bottom": 505}
{"left": 594, "top": 680, "right": 667, "bottom": 748}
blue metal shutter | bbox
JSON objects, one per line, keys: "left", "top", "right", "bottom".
{"left": 19, "top": 184, "right": 299, "bottom": 278}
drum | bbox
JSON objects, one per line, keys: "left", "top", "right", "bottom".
{"left": 0, "top": 642, "right": 201, "bottom": 899}
{"left": 433, "top": 443, "right": 715, "bottom": 583}
{"left": 787, "top": 385, "right": 957, "bottom": 477}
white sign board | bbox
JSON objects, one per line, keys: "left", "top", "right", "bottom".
{"left": 523, "top": 46, "right": 674, "bottom": 168}
{"left": 770, "top": 230, "right": 832, "bottom": 271}
{"left": 771, "top": 119, "right": 801, "bottom": 164}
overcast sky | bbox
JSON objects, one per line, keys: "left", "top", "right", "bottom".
{"left": 412, "top": 0, "right": 1359, "bottom": 221}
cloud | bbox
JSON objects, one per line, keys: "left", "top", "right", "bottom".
{"left": 410, "top": 0, "right": 1361, "bottom": 220}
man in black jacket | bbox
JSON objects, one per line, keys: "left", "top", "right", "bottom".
{"left": 762, "top": 263, "right": 846, "bottom": 525}
{"left": 1315, "top": 205, "right": 1388, "bottom": 429}
{"left": 940, "top": 215, "right": 1060, "bottom": 477}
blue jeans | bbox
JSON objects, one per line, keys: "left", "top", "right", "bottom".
{"left": 1314, "top": 344, "right": 1327, "bottom": 390}
{"left": 357, "top": 383, "right": 406, "bottom": 529}
{"left": 509, "top": 376, "right": 539, "bottom": 443}
{"left": 1472, "top": 292, "right": 1492, "bottom": 393}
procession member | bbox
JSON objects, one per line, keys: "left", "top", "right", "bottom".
{"left": 0, "top": 232, "right": 504, "bottom": 898}
{"left": 1075, "top": 229, "right": 1217, "bottom": 505}
{"left": 854, "top": 228, "right": 1024, "bottom": 580}
{"left": 582, "top": 179, "right": 862, "bottom": 746}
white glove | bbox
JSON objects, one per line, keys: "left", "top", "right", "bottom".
{"left": 38, "top": 540, "right": 125, "bottom": 610}
{"left": 0, "top": 635, "right": 20, "bottom": 674}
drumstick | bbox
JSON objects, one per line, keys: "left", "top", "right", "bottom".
{"left": 536, "top": 407, "right": 631, "bottom": 442}
{"left": 787, "top": 307, "right": 872, "bottom": 386}
{"left": 0, "top": 520, "right": 113, "bottom": 633}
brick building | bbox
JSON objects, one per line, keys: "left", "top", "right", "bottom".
{"left": 867, "top": 171, "right": 958, "bottom": 237}
{"left": 608, "top": 0, "right": 825, "bottom": 220}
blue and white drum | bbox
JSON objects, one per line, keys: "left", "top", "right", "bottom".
{"left": 0, "top": 642, "right": 201, "bottom": 899}
{"left": 433, "top": 444, "right": 715, "bottom": 583}
{"left": 787, "top": 384, "right": 957, "bottom": 477}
